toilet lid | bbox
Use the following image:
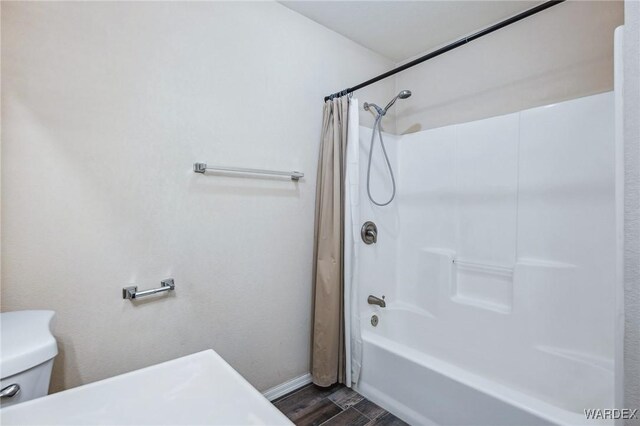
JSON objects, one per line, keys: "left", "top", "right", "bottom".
{"left": 0, "top": 310, "right": 58, "bottom": 379}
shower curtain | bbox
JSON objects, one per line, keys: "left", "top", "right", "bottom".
{"left": 311, "top": 97, "right": 349, "bottom": 387}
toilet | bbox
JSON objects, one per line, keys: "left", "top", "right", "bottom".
{"left": 0, "top": 310, "right": 58, "bottom": 408}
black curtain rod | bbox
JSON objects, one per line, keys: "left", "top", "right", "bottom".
{"left": 324, "top": 0, "right": 566, "bottom": 102}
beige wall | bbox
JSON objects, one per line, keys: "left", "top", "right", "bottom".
{"left": 0, "top": 1, "right": 394, "bottom": 392}
{"left": 394, "top": 1, "right": 624, "bottom": 133}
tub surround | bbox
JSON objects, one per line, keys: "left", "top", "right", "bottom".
{"left": 352, "top": 92, "right": 617, "bottom": 425}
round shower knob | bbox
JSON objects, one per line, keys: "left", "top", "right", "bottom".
{"left": 361, "top": 221, "right": 378, "bottom": 245}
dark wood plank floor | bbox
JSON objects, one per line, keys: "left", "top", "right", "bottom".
{"left": 273, "top": 383, "right": 409, "bottom": 426}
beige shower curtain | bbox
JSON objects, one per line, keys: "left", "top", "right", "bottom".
{"left": 311, "top": 97, "right": 349, "bottom": 387}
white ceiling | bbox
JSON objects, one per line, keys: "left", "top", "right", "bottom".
{"left": 279, "top": 1, "right": 543, "bottom": 62}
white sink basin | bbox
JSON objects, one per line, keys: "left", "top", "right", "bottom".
{"left": 0, "top": 350, "right": 292, "bottom": 425}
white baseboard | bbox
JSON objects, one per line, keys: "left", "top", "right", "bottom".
{"left": 262, "top": 373, "right": 312, "bottom": 401}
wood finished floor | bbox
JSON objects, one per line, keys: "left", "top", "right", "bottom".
{"left": 273, "top": 383, "right": 409, "bottom": 426}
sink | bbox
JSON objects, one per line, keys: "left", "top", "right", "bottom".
{"left": 0, "top": 349, "right": 292, "bottom": 425}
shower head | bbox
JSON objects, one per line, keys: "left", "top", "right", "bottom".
{"left": 383, "top": 90, "right": 412, "bottom": 113}
{"left": 364, "top": 90, "right": 412, "bottom": 117}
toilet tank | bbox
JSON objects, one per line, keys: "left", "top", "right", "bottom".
{"left": 0, "top": 311, "right": 58, "bottom": 408}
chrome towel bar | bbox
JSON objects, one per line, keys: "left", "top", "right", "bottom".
{"left": 123, "top": 279, "right": 175, "bottom": 300}
{"left": 193, "top": 163, "right": 304, "bottom": 181}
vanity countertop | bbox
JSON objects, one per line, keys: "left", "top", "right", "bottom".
{"left": 1, "top": 349, "right": 292, "bottom": 425}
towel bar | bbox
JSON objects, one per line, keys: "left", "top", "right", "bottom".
{"left": 193, "top": 163, "right": 303, "bottom": 181}
{"left": 123, "top": 279, "right": 175, "bottom": 300}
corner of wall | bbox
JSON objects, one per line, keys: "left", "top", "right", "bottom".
{"left": 624, "top": 0, "right": 640, "bottom": 420}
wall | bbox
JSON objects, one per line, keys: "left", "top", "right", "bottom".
{"left": 393, "top": 1, "right": 623, "bottom": 133}
{"left": 624, "top": 0, "right": 640, "bottom": 422}
{"left": 0, "top": 1, "right": 395, "bottom": 392}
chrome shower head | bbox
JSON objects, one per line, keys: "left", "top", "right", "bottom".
{"left": 398, "top": 90, "right": 412, "bottom": 99}
{"left": 383, "top": 90, "right": 412, "bottom": 113}
{"left": 364, "top": 90, "right": 412, "bottom": 117}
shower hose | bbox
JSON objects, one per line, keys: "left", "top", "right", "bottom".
{"left": 366, "top": 114, "right": 396, "bottom": 206}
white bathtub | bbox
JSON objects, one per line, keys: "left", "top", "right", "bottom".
{"left": 355, "top": 307, "right": 612, "bottom": 426}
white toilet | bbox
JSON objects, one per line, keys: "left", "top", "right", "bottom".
{"left": 0, "top": 310, "right": 58, "bottom": 408}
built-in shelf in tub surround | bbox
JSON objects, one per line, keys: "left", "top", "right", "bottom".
{"left": 397, "top": 253, "right": 594, "bottom": 319}
{"left": 450, "top": 258, "right": 579, "bottom": 315}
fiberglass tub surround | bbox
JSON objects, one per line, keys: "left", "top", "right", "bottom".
{"left": 353, "top": 92, "right": 616, "bottom": 426}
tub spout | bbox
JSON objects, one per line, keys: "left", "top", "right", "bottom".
{"left": 368, "top": 295, "right": 386, "bottom": 308}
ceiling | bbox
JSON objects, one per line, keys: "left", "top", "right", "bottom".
{"left": 279, "top": 1, "right": 543, "bottom": 62}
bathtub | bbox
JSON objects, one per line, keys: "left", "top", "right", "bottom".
{"left": 354, "top": 306, "right": 612, "bottom": 426}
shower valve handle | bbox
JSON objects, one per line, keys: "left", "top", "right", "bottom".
{"left": 361, "top": 221, "right": 378, "bottom": 244}
{"left": 367, "top": 229, "right": 377, "bottom": 241}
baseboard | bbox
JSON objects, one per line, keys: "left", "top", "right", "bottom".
{"left": 262, "top": 373, "right": 312, "bottom": 401}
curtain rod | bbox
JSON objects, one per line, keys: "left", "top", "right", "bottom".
{"left": 324, "top": 0, "right": 566, "bottom": 102}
